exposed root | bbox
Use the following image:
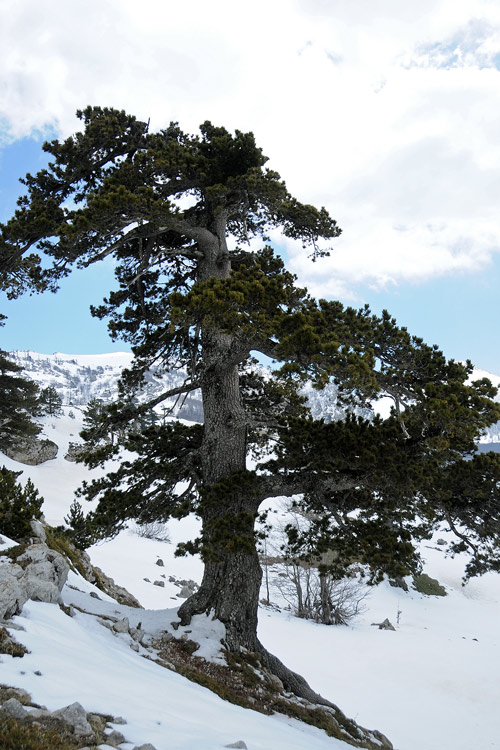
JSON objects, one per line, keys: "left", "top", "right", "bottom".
{"left": 153, "top": 634, "right": 392, "bottom": 749}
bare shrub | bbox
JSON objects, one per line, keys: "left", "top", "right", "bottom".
{"left": 272, "top": 561, "right": 369, "bottom": 625}
{"left": 134, "top": 520, "right": 170, "bottom": 543}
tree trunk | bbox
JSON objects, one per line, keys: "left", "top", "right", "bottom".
{"left": 177, "top": 502, "right": 262, "bottom": 652}
{"left": 178, "top": 230, "right": 261, "bottom": 650}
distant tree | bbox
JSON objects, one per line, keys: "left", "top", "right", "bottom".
{"left": 0, "top": 349, "right": 42, "bottom": 451}
{"left": 64, "top": 499, "right": 93, "bottom": 549}
{"left": 1, "top": 106, "right": 500, "bottom": 718}
{"left": 39, "top": 385, "right": 63, "bottom": 416}
{"left": 0, "top": 465, "right": 43, "bottom": 540}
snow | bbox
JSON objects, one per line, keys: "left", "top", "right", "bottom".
{"left": 1, "top": 365, "right": 500, "bottom": 749}
{"left": 2, "top": 603, "right": 345, "bottom": 750}
{"left": 12, "top": 350, "right": 135, "bottom": 368}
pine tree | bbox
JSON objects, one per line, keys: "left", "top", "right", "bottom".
{"left": 0, "top": 465, "right": 43, "bottom": 540}
{"left": 0, "top": 349, "right": 42, "bottom": 451}
{"left": 1, "top": 107, "right": 500, "bottom": 711}
{"left": 39, "top": 385, "right": 63, "bottom": 416}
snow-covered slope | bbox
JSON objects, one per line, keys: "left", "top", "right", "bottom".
{"left": 1, "top": 399, "right": 500, "bottom": 750}
{"left": 11, "top": 349, "right": 500, "bottom": 443}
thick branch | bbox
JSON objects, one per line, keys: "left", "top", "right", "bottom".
{"left": 137, "top": 380, "right": 202, "bottom": 412}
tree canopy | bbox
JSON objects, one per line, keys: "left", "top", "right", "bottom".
{"left": 0, "top": 347, "right": 43, "bottom": 451}
{"left": 2, "top": 107, "right": 500, "bottom": 713}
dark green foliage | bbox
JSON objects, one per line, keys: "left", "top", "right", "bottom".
{"left": 0, "top": 350, "right": 42, "bottom": 450}
{"left": 64, "top": 499, "right": 94, "bottom": 550}
{"left": 412, "top": 574, "right": 446, "bottom": 596}
{"left": 76, "top": 420, "right": 203, "bottom": 542}
{"left": 38, "top": 386, "right": 63, "bottom": 416}
{"left": 1, "top": 105, "right": 500, "bottom": 655}
{"left": 0, "top": 466, "right": 43, "bottom": 540}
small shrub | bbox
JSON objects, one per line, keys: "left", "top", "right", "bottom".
{"left": 0, "top": 716, "right": 80, "bottom": 750}
{"left": 0, "top": 627, "right": 29, "bottom": 657}
{"left": 64, "top": 500, "right": 94, "bottom": 549}
{"left": 412, "top": 573, "right": 446, "bottom": 596}
{"left": 134, "top": 520, "right": 170, "bottom": 543}
{"left": 44, "top": 527, "right": 89, "bottom": 579}
{"left": 0, "top": 467, "right": 43, "bottom": 540}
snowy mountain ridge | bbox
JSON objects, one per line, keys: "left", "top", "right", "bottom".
{"left": 10, "top": 349, "right": 500, "bottom": 443}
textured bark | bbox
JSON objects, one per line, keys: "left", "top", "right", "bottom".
{"left": 176, "top": 216, "right": 395, "bottom": 750}
{"left": 178, "top": 226, "right": 261, "bottom": 650}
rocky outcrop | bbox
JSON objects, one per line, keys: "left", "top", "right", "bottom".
{"left": 0, "top": 686, "right": 158, "bottom": 750}
{"left": 64, "top": 441, "right": 85, "bottom": 462}
{"left": 0, "top": 542, "right": 69, "bottom": 619}
{"left": 1, "top": 436, "right": 58, "bottom": 465}
{"left": 92, "top": 564, "right": 142, "bottom": 608}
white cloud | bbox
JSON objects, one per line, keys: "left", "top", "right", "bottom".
{"left": 1, "top": 0, "right": 500, "bottom": 298}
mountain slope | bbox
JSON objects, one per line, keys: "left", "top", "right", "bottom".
{"left": 1, "top": 353, "right": 500, "bottom": 749}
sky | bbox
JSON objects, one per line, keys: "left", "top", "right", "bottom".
{"left": 1, "top": 0, "right": 500, "bottom": 371}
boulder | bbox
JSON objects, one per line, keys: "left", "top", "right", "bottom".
{"left": 18, "top": 544, "right": 70, "bottom": 590}
{"left": 371, "top": 618, "right": 396, "bottom": 631}
{"left": 0, "top": 561, "right": 26, "bottom": 619}
{"left": 30, "top": 519, "right": 47, "bottom": 543}
{"left": 52, "top": 701, "right": 94, "bottom": 736}
{"left": 92, "top": 565, "right": 142, "bottom": 608}
{"left": 112, "top": 617, "right": 130, "bottom": 634}
{"left": 2, "top": 437, "right": 58, "bottom": 466}
{"left": 105, "top": 728, "right": 126, "bottom": 745}
{"left": 0, "top": 697, "right": 29, "bottom": 719}
{"left": 0, "top": 543, "right": 69, "bottom": 619}
{"left": 64, "top": 441, "right": 85, "bottom": 462}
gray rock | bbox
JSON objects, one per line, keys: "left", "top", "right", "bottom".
{"left": 64, "top": 441, "right": 85, "bottom": 462}
{"left": 53, "top": 701, "right": 94, "bottom": 736}
{"left": 133, "top": 744, "right": 158, "bottom": 750}
{"left": 92, "top": 566, "right": 142, "bottom": 608}
{"left": 18, "top": 545, "right": 70, "bottom": 590}
{"left": 153, "top": 580, "right": 165, "bottom": 588}
{"left": 24, "top": 577, "right": 61, "bottom": 604}
{"left": 0, "top": 698, "right": 29, "bottom": 719}
{"left": 155, "top": 559, "right": 164, "bottom": 567}
{"left": 2, "top": 436, "right": 58, "bottom": 465}
{"left": 30, "top": 519, "right": 47, "bottom": 543}
{"left": 371, "top": 618, "right": 396, "bottom": 631}
{"left": 388, "top": 577, "right": 408, "bottom": 592}
{"left": 225, "top": 742, "right": 248, "bottom": 749}
{"left": 0, "top": 544, "right": 70, "bottom": 609}
{"left": 111, "top": 716, "right": 127, "bottom": 724}
{"left": 178, "top": 585, "right": 192, "bottom": 598}
{"left": 0, "top": 562, "right": 27, "bottom": 619}
{"left": 113, "top": 617, "right": 130, "bottom": 633}
{"left": 105, "top": 728, "right": 126, "bottom": 745}
{"left": 436, "top": 538, "right": 447, "bottom": 545}
{"left": 130, "top": 627, "right": 145, "bottom": 642}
